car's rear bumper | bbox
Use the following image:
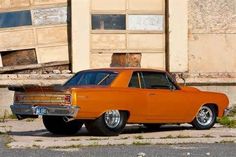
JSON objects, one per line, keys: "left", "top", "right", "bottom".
{"left": 10, "top": 104, "right": 79, "bottom": 119}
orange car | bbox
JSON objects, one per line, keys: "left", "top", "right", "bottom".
{"left": 10, "top": 68, "right": 229, "bottom": 136}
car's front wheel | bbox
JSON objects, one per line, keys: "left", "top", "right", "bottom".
{"left": 85, "top": 110, "right": 128, "bottom": 136}
{"left": 192, "top": 105, "right": 217, "bottom": 130}
{"left": 43, "top": 116, "right": 83, "bottom": 135}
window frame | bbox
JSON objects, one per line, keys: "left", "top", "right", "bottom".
{"left": 129, "top": 71, "right": 180, "bottom": 90}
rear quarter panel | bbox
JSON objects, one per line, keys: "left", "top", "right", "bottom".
{"left": 71, "top": 87, "right": 147, "bottom": 122}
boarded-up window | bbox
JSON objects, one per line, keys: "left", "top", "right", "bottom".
{"left": 111, "top": 53, "right": 141, "bottom": 67}
{"left": 1, "top": 49, "right": 37, "bottom": 66}
{"left": 0, "top": 10, "right": 32, "bottom": 28}
{"left": 92, "top": 14, "right": 126, "bottom": 30}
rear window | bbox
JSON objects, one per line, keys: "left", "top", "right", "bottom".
{"left": 64, "top": 71, "right": 118, "bottom": 86}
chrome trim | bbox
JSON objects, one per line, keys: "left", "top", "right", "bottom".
{"left": 10, "top": 104, "right": 79, "bottom": 117}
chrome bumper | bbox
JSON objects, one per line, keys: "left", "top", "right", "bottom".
{"left": 10, "top": 104, "right": 79, "bottom": 118}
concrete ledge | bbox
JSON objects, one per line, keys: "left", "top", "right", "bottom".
{"left": 0, "top": 74, "right": 72, "bottom": 87}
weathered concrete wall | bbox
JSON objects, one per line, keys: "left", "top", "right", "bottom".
{"left": 188, "top": 0, "right": 236, "bottom": 107}
{"left": 0, "top": 88, "right": 14, "bottom": 117}
{"left": 188, "top": 0, "right": 236, "bottom": 73}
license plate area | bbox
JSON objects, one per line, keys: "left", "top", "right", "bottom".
{"left": 35, "top": 107, "right": 48, "bottom": 115}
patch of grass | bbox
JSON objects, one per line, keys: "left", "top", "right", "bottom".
{"left": 48, "top": 144, "right": 82, "bottom": 149}
{"left": 220, "top": 135, "right": 236, "bottom": 138}
{"left": 217, "top": 116, "right": 236, "bottom": 128}
{"left": 160, "top": 135, "right": 174, "bottom": 139}
{"left": 132, "top": 141, "right": 151, "bottom": 145}
{"left": 4, "top": 134, "right": 15, "bottom": 148}
{"left": 218, "top": 140, "right": 235, "bottom": 144}
{"left": 26, "top": 118, "right": 35, "bottom": 122}
{"left": 176, "top": 135, "right": 191, "bottom": 138}
{"left": 134, "top": 135, "right": 144, "bottom": 140}
{"left": 0, "top": 131, "right": 6, "bottom": 135}
{"left": 34, "top": 139, "right": 43, "bottom": 142}
{"left": 203, "top": 134, "right": 214, "bottom": 138}
{"left": 120, "top": 136, "right": 129, "bottom": 140}
{"left": 32, "top": 144, "right": 40, "bottom": 148}
{"left": 70, "top": 138, "right": 80, "bottom": 141}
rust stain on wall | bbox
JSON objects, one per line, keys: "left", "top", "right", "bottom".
{"left": 111, "top": 53, "right": 142, "bottom": 67}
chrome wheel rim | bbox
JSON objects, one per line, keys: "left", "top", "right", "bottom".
{"left": 104, "top": 110, "right": 121, "bottom": 128}
{"left": 196, "top": 106, "right": 213, "bottom": 126}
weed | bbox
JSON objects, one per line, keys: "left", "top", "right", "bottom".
{"left": 120, "top": 136, "right": 129, "bottom": 140}
{"left": 34, "top": 139, "right": 43, "bottom": 142}
{"left": 203, "top": 134, "right": 214, "bottom": 138}
{"left": 160, "top": 135, "right": 174, "bottom": 139}
{"left": 217, "top": 116, "right": 236, "bottom": 128}
{"left": 134, "top": 135, "right": 144, "bottom": 140}
{"left": 132, "top": 141, "right": 150, "bottom": 145}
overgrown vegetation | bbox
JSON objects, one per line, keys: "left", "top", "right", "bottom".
{"left": 217, "top": 106, "right": 236, "bottom": 128}
{"left": 217, "top": 116, "right": 236, "bottom": 128}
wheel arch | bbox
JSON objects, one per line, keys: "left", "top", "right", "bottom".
{"left": 203, "top": 103, "right": 219, "bottom": 117}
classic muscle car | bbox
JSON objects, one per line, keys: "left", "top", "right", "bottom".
{"left": 10, "top": 68, "right": 229, "bottom": 136}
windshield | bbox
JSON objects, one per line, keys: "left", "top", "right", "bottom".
{"left": 64, "top": 71, "right": 118, "bottom": 87}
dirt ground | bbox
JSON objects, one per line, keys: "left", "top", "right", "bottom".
{"left": 0, "top": 119, "right": 236, "bottom": 149}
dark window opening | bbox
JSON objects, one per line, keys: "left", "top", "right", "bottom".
{"left": 129, "top": 72, "right": 140, "bottom": 88}
{"left": 0, "top": 10, "right": 32, "bottom": 28}
{"left": 1, "top": 49, "right": 37, "bottom": 66}
{"left": 92, "top": 14, "right": 126, "bottom": 30}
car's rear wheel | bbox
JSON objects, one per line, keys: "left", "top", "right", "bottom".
{"left": 85, "top": 110, "right": 128, "bottom": 136}
{"left": 43, "top": 116, "right": 83, "bottom": 135}
{"left": 192, "top": 105, "right": 217, "bottom": 130}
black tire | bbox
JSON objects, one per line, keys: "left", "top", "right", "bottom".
{"left": 85, "top": 110, "right": 128, "bottom": 136}
{"left": 192, "top": 105, "right": 217, "bottom": 130}
{"left": 43, "top": 116, "right": 83, "bottom": 135}
{"left": 143, "top": 124, "right": 162, "bottom": 130}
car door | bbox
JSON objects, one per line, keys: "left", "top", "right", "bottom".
{"left": 141, "top": 71, "right": 192, "bottom": 122}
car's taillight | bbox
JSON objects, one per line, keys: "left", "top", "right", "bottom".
{"left": 64, "top": 95, "right": 71, "bottom": 104}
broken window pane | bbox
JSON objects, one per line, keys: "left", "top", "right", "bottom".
{"left": 0, "top": 10, "right": 32, "bottom": 28}
{"left": 92, "top": 14, "right": 126, "bottom": 30}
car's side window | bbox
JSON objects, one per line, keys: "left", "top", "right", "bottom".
{"left": 141, "top": 72, "right": 173, "bottom": 89}
{"left": 128, "top": 72, "right": 140, "bottom": 88}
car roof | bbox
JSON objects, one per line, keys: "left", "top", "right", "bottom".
{"left": 81, "top": 67, "right": 166, "bottom": 73}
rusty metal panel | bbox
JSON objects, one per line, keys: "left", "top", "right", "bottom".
{"left": 128, "top": 15, "right": 164, "bottom": 31}
{"left": 111, "top": 53, "right": 141, "bottom": 67}
{"left": 32, "top": 7, "right": 68, "bottom": 26}
{"left": 1, "top": 49, "right": 37, "bottom": 66}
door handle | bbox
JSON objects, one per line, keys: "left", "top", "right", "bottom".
{"left": 149, "top": 93, "right": 156, "bottom": 96}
